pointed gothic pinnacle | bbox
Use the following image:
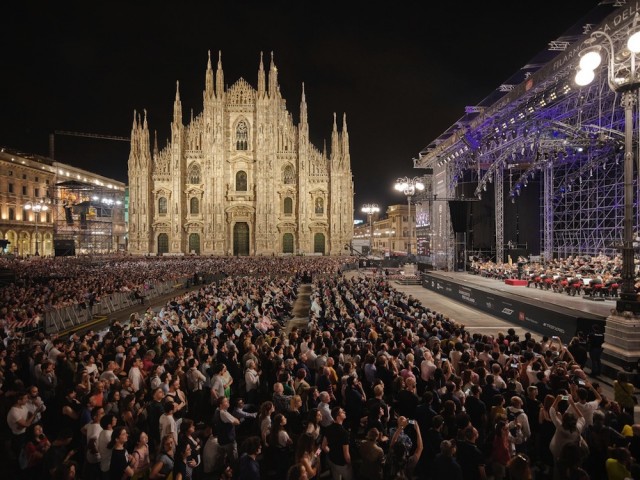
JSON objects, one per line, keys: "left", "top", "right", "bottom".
{"left": 301, "top": 82, "right": 306, "bottom": 101}
{"left": 218, "top": 50, "right": 222, "bottom": 68}
{"left": 342, "top": 112, "right": 347, "bottom": 131}
{"left": 259, "top": 51, "right": 264, "bottom": 70}
{"left": 143, "top": 109, "right": 148, "bottom": 128}
{"left": 133, "top": 109, "right": 138, "bottom": 128}
{"left": 270, "top": 51, "right": 276, "bottom": 70}
{"left": 207, "top": 50, "right": 212, "bottom": 69}
{"left": 333, "top": 112, "right": 337, "bottom": 130}
{"left": 175, "top": 80, "right": 180, "bottom": 100}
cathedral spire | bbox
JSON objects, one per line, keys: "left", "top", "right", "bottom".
{"left": 342, "top": 112, "right": 350, "bottom": 165}
{"left": 268, "top": 51, "right": 278, "bottom": 97}
{"left": 130, "top": 109, "right": 139, "bottom": 158}
{"left": 216, "top": 50, "right": 224, "bottom": 98}
{"left": 258, "top": 51, "right": 265, "bottom": 97}
{"left": 300, "top": 82, "right": 308, "bottom": 126}
{"left": 331, "top": 112, "right": 340, "bottom": 161}
{"left": 205, "top": 50, "right": 214, "bottom": 99}
{"left": 153, "top": 129, "right": 159, "bottom": 157}
{"left": 174, "top": 81, "right": 182, "bottom": 125}
{"left": 141, "top": 109, "right": 150, "bottom": 164}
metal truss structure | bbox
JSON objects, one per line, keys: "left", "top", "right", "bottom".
{"left": 415, "top": 3, "right": 639, "bottom": 264}
{"left": 54, "top": 180, "right": 126, "bottom": 254}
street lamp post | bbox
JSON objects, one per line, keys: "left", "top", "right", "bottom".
{"left": 394, "top": 176, "right": 424, "bottom": 258}
{"left": 24, "top": 199, "right": 49, "bottom": 256}
{"left": 575, "top": 18, "right": 640, "bottom": 314}
{"left": 361, "top": 203, "right": 379, "bottom": 256}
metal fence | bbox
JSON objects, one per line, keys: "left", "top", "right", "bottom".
{"left": 40, "top": 275, "right": 192, "bottom": 334}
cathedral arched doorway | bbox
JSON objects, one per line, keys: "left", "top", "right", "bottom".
{"left": 233, "top": 223, "right": 250, "bottom": 256}
{"left": 313, "top": 233, "right": 325, "bottom": 255}
{"left": 188, "top": 234, "right": 200, "bottom": 254}
{"left": 157, "top": 233, "right": 169, "bottom": 255}
{"left": 282, "top": 233, "right": 294, "bottom": 254}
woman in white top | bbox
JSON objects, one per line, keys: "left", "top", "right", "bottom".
{"left": 268, "top": 413, "right": 293, "bottom": 448}
{"left": 549, "top": 393, "right": 586, "bottom": 474}
{"left": 259, "top": 401, "right": 275, "bottom": 445}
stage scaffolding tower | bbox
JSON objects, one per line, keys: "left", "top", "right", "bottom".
{"left": 415, "top": 3, "right": 636, "bottom": 262}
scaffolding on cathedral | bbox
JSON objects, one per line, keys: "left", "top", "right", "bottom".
{"left": 53, "top": 180, "right": 126, "bottom": 255}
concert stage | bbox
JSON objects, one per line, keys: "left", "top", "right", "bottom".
{"left": 422, "top": 272, "right": 608, "bottom": 344}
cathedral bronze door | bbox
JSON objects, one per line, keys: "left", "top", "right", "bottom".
{"left": 157, "top": 233, "right": 169, "bottom": 255}
{"left": 313, "top": 233, "right": 325, "bottom": 255}
{"left": 188, "top": 233, "right": 200, "bottom": 254}
{"left": 233, "top": 222, "right": 250, "bottom": 256}
{"left": 282, "top": 233, "right": 294, "bottom": 253}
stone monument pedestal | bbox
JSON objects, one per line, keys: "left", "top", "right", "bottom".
{"left": 604, "top": 309, "right": 640, "bottom": 372}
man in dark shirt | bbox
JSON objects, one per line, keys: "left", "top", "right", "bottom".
{"left": 146, "top": 387, "right": 166, "bottom": 450}
{"left": 456, "top": 426, "right": 487, "bottom": 480}
{"left": 464, "top": 385, "right": 487, "bottom": 444}
{"left": 415, "top": 390, "right": 438, "bottom": 435}
{"left": 480, "top": 375, "right": 501, "bottom": 408}
{"left": 423, "top": 415, "right": 444, "bottom": 479}
{"left": 345, "top": 376, "right": 366, "bottom": 434}
{"left": 395, "top": 377, "right": 419, "bottom": 419}
{"left": 322, "top": 407, "right": 353, "bottom": 480}
{"left": 524, "top": 385, "right": 541, "bottom": 456}
{"left": 587, "top": 324, "right": 605, "bottom": 377}
{"left": 237, "top": 436, "right": 262, "bottom": 480}
{"left": 42, "top": 428, "right": 75, "bottom": 480}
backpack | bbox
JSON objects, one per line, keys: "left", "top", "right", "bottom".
{"left": 506, "top": 408, "right": 524, "bottom": 437}
{"left": 506, "top": 408, "right": 523, "bottom": 424}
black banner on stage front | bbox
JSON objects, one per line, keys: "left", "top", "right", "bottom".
{"left": 421, "top": 274, "right": 604, "bottom": 343}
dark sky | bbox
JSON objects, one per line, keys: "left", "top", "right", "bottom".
{"left": 2, "top": 1, "right": 603, "bottom": 220}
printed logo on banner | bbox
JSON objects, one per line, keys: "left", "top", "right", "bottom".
{"left": 486, "top": 302, "right": 493, "bottom": 309}
{"left": 459, "top": 290, "right": 476, "bottom": 304}
{"left": 502, "top": 308, "right": 514, "bottom": 315}
{"left": 543, "top": 323, "right": 565, "bottom": 334}
{"left": 519, "top": 312, "right": 525, "bottom": 321}
{"left": 436, "top": 283, "right": 443, "bottom": 290}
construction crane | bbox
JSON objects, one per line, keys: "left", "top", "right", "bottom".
{"left": 49, "top": 130, "right": 130, "bottom": 160}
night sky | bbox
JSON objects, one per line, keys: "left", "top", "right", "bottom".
{"left": 2, "top": 1, "right": 603, "bottom": 220}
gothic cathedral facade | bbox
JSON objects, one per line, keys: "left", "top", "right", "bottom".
{"left": 127, "top": 52, "right": 353, "bottom": 256}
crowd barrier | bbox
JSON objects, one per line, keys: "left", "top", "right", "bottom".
{"left": 40, "top": 275, "right": 192, "bottom": 335}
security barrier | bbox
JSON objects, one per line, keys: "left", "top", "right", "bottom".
{"left": 39, "top": 275, "right": 191, "bottom": 335}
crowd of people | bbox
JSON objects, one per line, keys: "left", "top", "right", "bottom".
{"left": 0, "top": 255, "right": 638, "bottom": 480}
{"left": 0, "top": 256, "right": 348, "bottom": 332}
